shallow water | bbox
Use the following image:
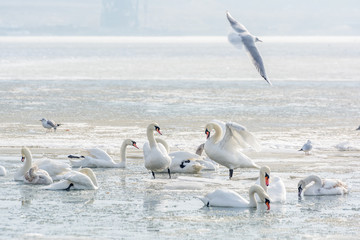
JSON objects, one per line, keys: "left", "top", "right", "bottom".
{"left": 0, "top": 37, "right": 360, "bottom": 239}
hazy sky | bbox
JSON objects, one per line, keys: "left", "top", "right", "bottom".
{"left": 0, "top": 0, "right": 359, "bottom": 36}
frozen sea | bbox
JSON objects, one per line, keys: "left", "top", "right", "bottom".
{"left": 0, "top": 36, "right": 360, "bottom": 239}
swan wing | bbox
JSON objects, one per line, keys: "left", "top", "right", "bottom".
{"left": 220, "top": 122, "right": 261, "bottom": 151}
{"left": 268, "top": 176, "right": 287, "bottom": 203}
{"left": 168, "top": 151, "right": 203, "bottom": 173}
{"left": 205, "top": 189, "right": 248, "bottom": 207}
{"left": 86, "top": 148, "right": 113, "bottom": 162}
{"left": 36, "top": 159, "right": 71, "bottom": 178}
{"left": 226, "top": 11, "right": 249, "bottom": 34}
{"left": 63, "top": 171, "right": 97, "bottom": 190}
{"left": 241, "top": 35, "right": 270, "bottom": 85}
{"left": 44, "top": 179, "right": 73, "bottom": 190}
{"left": 228, "top": 32, "right": 243, "bottom": 49}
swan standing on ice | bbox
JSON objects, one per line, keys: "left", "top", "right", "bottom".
{"left": 15, "top": 147, "right": 71, "bottom": 181}
{"left": 226, "top": 11, "right": 271, "bottom": 85}
{"left": 68, "top": 139, "right": 139, "bottom": 168}
{"left": 24, "top": 166, "right": 53, "bottom": 185}
{"left": 255, "top": 166, "right": 286, "bottom": 203}
{"left": 143, "top": 123, "right": 172, "bottom": 179}
{"left": 204, "top": 120, "right": 261, "bottom": 179}
{"left": 299, "top": 140, "right": 312, "bottom": 155}
{"left": 155, "top": 138, "right": 203, "bottom": 174}
{"left": 40, "top": 118, "right": 61, "bottom": 132}
{"left": 45, "top": 168, "right": 98, "bottom": 190}
{"left": 0, "top": 165, "right": 7, "bottom": 176}
{"left": 199, "top": 185, "right": 270, "bottom": 209}
{"left": 298, "top": 175, "right": 348, "bottom": 197}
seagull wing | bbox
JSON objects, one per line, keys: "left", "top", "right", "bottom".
{"left": 47, "top": 120, "right": 57, "bottom": 128}
{"left": 227, "top": 32, "right": 243, "bottom": 49}
{"left": 226, "top": 11, "right": 249, "bottom": 34}
{"left": 242, "top": 36, "right": 271, "bottom": 85}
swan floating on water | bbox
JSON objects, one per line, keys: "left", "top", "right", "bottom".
{"left": 204, "top": 120, "right": 260, "bottom": 179}
{"left": 298, "top": 175, "right": 348, "bottom": 196}
{"left": 45, "top": 168, "right": 98, "bottom": 190}
{"left": 0, "top": 165, "right": 7, "bottom": 176}
{"left": 199, "top": 184, "right": 270, "bottom": 209}
{"left": 24, "top": 166, "right": 53, "bottom": 185}
{"left": 14, "top": 147, "right": 71, "bottom": 181}
{"left": 299, "top": 140, "right": 312, "bottom": 155}
{"left": 255, "top": 166, "right": 286, "bottom": 203}
{"left": 68, "top": 139, "right": 139, "bottom": 168}
{"left": 40, "top": 118, "right": 61, "bottom": 132}
{"left": 226, "top": 11, "right": 271, "bottom": 85}
{"left": 155, "top": 138, "right": 203, "bottom": 174}
{"left": 143, "top": 123, "right": 172, "bottom": 179}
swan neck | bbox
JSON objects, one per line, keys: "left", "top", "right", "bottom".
{"left": 120, "top": 141, "right": 128, "bottom": 164}
{"left": 147, "top": 126, "right": 157, "bottom": 148}
{"left": 155, "top": 138, "right": 170, "bottom": 153}
{"left": 305, "top": 175, "right": 322, "bottom": 187}
{"left": 248, "top": 186, "right": 258, "bottom": 208}
{"left": 23, "top": 149, "right": 33, "bottom": 173}
{"left": 211, "top": 123, "right": 222, "bottom": 143}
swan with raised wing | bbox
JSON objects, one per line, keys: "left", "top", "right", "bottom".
{"left": 45, "top": 168, "right": 98, "bottom": 190}
{"left": 155, "top": 138, "right": 203, "bottom": 174}
{"left": 68, "top": 139, "right": 139, "bottom": 168}
{"left": 204, "top": 120, "right": 260, "bottom": 179}
{"left": 255, "top": 166, "right": 286, "bottom": 203}
{"left": 143, "top": 123, "right": 172, "bottom": 179}
{"left": 298, "top": 175, "right": 348, "bottom": 197}
{"left": 199, "top": 185, "right": 270, "bottom": 209}
{"left": 24, "top": 166, "right": 53, "bottom": 185}
{"left": 14, "top": 147, "right": 71, "bottom": 181}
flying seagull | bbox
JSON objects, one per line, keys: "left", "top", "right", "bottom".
{"left": 226, "top": 11, "right": 271, "bottom": 85}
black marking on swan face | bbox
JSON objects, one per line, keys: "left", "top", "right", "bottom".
{"left": 180, "top": 160, "right": 191, "bottom": 168}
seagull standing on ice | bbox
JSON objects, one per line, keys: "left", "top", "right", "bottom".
{"left": 40, "top": 118, "right": 61, "bottom": 132}
{"left": 299, "top": 140, "right": 313, "bottom": 155}
{"left": 226, "top": 11, "right": 271, "bottom": 85}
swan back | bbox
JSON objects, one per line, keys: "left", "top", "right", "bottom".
{"left": 79, "top": 168, "right": 98, "bottom": 188}
{"left": 0, "top": 166, "right": 7, "bottom": 176}
{"left": 24, "top": 166, "right": 53, "bottom": 185}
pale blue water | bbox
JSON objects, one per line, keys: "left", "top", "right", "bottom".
{"left": 0, "top": 37, "right": 359, "bottom": 239}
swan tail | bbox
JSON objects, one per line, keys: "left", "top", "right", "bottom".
{"left": 192, "top": 164, "right": 203, "bottom": 173}
{"left": 197, "top": 196, "right": 209, "bottom": 206}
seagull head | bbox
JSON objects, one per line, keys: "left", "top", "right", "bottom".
{"left": 255, "top": 37, "right": 263, "bottom": 42}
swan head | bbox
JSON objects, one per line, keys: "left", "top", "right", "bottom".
{"left": 260, "top": 166, "right": 271, "bottom": 186}
{"left": 21, "top": 146, "right": 30, "bottom": 162}
{"left": 124, "top": 139, "right": 139, "bottom": 149}
{"left": 265, "top": 198, "right": 270, "bottom": 210}
{"left": 298, "top": 180, "right": 305, "bottom": 197}
{"left": 205, "top": 123, "right": 214, "bottom": 139}
{"left": 131, "top": 140, "right": 139, "bottom": 149}
{"left": 149, "top": 122, "right": 162, "bottom": 135}
{"left": 205, "top": 129, "right": 210, "bottom": 139}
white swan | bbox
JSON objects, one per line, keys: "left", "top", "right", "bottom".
{"left": 255, "top": 166, "right": 286, "bottom": 203}
{"left": 45, "top": 168, "right": 98, "bottom": 190}
{"left": 24, "top": 166, "right": 53, "bottom": 185}
{"left": 226, "top": 11, "right": 271, "bottom": 85}
{"left": 298, "top": 175, "right": 348, "bottom": 197}
{"left": 68, "top": 139, "right": 139, "bottom": 168}
{"left": 155, "top": 138, "right": 203, "bottom": 174}
{"left": 143, "top": 123, "right": 172, "bottom": 179}
{"left": 14, "top": 147, "right": 71, "bottom": 181}
{"left": 299, "top": 140, "right": 312, "bottom": 155}
{"left": 204, "top": 120, "right": 261, "bottom": 179}
{"left": 199, "top": 185, "right": 270, "bottom": 209}
{"left": 0, "top": 166, "right": 6, "bottom": 176}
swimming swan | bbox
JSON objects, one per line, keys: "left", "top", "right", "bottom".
{"left": 155, "top": 138, "right": 203, "bottom": 174}
{"left": 204, "top": 120, "right": 260, "bottom": 179}
{"left": 45, "top": 168, "right": 98, "bottom": 190}
{"left": 255, "top": 166, "right": 286, "bottom": 203}
{"left": 68, "top": 139, "right": 139, "bottom": 168}
{"left": 143, "top": 123, "right": 172, "bottom": 179}
{"left": 14, "top": 147, "right": 71, "bottom": 181}
{"left": 298, "top": 175, "right": 348, "bottom": 196}
{"left": 199, "top": 184, "right": 270, "bottom": 209}
{"left": 24, "top": 166, "right": 53, "bottom": 185}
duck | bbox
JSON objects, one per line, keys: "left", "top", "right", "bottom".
{"left": 44, "top": 168, "right": 98, "bottom": 190}
{"left": 24, "top": 166, "right": 53, "bottom": 185}
{"left": 143, "top": 123, "right": 172, "bottom": 179}
{"left": 14, "top": 147, "right": 71, "bottom": 181}
{"left": 199, "top": 184, "right": 270, "bottom": 209}
{"left": 0, "top": 165, "right": 6, "bottom": 176}
{"left": 255, "top": 166, "right": 286, "bottom": 203}
{"left": 155, "top": 138, "right": 203, "bottom": 174}
{"left": 68, "top": 139, "right": 139, "bottom": 168}
{"left": 298, "top": 175, "right": 348, "bottom": 196}
{"left": 299, "top": 140, "right": 312, "bottom": 155}
{"left": 204, "top": 120, "right": 261, "bottom": 179}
